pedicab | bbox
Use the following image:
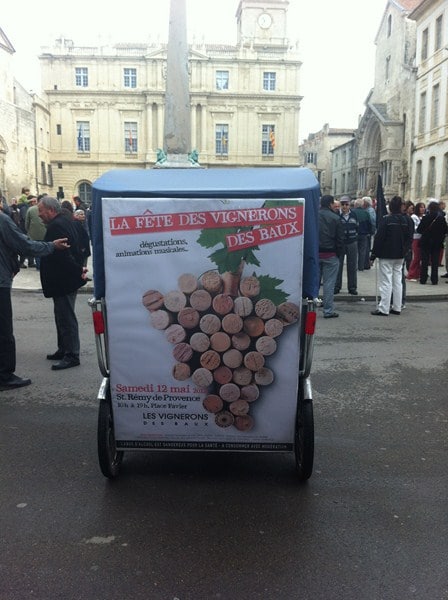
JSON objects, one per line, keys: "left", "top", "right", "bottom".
{"left": 89, "top": 167, "right": 320, "bottom": 480}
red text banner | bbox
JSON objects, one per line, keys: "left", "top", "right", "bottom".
{"left": 109, "top": 205, "right": 304, "bottom": 238}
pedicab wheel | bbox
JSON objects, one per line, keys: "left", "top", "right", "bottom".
{"left": 294, "top": 398, "right": 314, "bottom": 482}
{"left": 98, "top": 398, "right": 123, "bottom": 478}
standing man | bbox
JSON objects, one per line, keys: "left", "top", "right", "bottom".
{"left": 335, "top": 196, "right": 359, "bottom": 295}
{"left": 363, "top": 196, "right": 377, "bottom": 270}
{"left": 370, "top": 196, "right": 414, "bottom": 316}
{"left": 353, "top": 198, "right": 373, "bottom": 271}
{"left": 319, "top": 195, "right": 344, "bottom": 319}
{"left": 1, "top": 189, "right": 11, "bottom": 217}
{"left": 25, "top": 196, "right": 47, "bottom": 270}
{"left": 38, "top": 196, "right": 87, "bottom": 370}
{"left": 17, "top": 190, "right": 31, "bottom": 268}
{"left": 0, "top": 203, "right": 69, "bottom": 391}
{"left": 73, "top": 195, "right": 89, "bottom": 212}
{"left": 73, "top": 195, "right": 92, "bottom": 237}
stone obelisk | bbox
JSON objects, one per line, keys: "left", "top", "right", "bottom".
{"left": 155, "top": 0, "right": 199, "bottom": 168}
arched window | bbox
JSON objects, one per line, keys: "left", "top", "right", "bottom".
{"left": 78, "top": 182, "right": 92, "bottom": 206}
{"left": 387, "top": 15, "right": 392, "bottom": 37}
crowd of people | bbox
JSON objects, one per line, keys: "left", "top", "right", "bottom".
{"left": 318, "top": 194, "right": 447, "bottom": 318}
{"left": 2, "top": 182, "right": 447, "bottom": 388}
{"left": 0, "top": 188, "right": 91, "bottom": 391}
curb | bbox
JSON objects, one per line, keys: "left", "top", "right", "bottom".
{"left": 12, "top": 286, "right": 95, "bottom": 295}
{"left": 13, "top": 287, "right": 448, "bottom": 302}
{"left": 335, "top": 294, "right": 448, "bottom": 303}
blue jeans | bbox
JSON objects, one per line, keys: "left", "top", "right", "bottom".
{"left": 320, "top": 255, "right": 339, "bottom": 316}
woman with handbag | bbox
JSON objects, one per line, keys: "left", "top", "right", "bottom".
{"left": 406, "top": 202, "right": 426, "bottom": 281}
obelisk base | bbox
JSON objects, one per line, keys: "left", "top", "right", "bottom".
{"left": 154, "top": 153, "right": 201, "bottom": 169}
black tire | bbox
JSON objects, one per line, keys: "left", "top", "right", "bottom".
{"left": 97, "top": 397, "right": 123, "bottom": 478}
{"left": 294, "top": 396, "right": 314, "bottom": 482}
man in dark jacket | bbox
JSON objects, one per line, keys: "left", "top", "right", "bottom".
{"left": 38, "top": 196, "right": 87, "bottom": 370}
{"left": 335, "top": 196, "right": 358, "bottom": 295}
{"left": 370, "top": 196, "right": 414, "bottom": 316}
{"left": 0, "top": 204, "right": 69, "bottom": 390}
{"left": 319, "top": 195, "right": 344, "bottom": 318}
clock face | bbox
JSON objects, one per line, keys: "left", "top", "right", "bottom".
{"left": 258, "top": 12, "right": 272, "bottom": 29}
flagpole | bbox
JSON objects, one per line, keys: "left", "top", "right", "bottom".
{"left": 374, "top": 174, "right": 387, "bottom": 307}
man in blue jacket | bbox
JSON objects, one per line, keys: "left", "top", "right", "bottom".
{"left": 319, "top": 195, "right": 344, "bottom": 318}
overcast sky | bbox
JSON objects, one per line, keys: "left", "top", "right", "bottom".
{"left": 3, "top": 0, "right": 386, "bottom": 141}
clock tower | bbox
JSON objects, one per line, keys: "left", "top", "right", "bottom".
{"left": 236, "top": 0, "right": 289, "bottom": 46}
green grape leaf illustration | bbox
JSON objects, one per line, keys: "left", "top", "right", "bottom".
{"left": 197, "top": 228, "right": 234, "bottom": 249}
{"left": 256, "top": 274, "right": 289, "bottom": 304}
{"left": 199, "top": 227, "right": 260, "bottom": 273}
{"left": 209, "top": 247, "right": 246, "bottom": 273}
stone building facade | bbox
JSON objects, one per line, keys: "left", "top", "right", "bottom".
{"left": 409, "top": 0, "right": 448, "bottom": 202}
{"left": 356, "top": 0, "right": 421, "bottom": 200}
{"left": 298, "top": 124, "right": 355, "bottom": 195}
{"left": 0, "top": 28, "right": 35, "bottom": 198}
{"left": 331, "top": 137, "right": 358, "bottom": 199}
{"left": 0, "top": 27, "right": 59, "bottom": 199}
{"left": 38, "top": 0, "right": 301, "bottom": 203}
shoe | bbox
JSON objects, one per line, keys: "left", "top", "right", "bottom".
{"left": 334, "top": 289, "right": 340, "bottom": 294}
{"left": 401, "top": 304, "right": 406, "bottom": 309}
{"left": 349, "top": 290, "right": 358, "bottom": 295}
{"left": 440, "top": 273, "right": 448, "bottom": 278}
{"left": 371, "top": 310, "right": 388, "bottom": 316}
{"left": 46, "top": 350, "right": 64, "bottom": 360}
{"left": 324, "top": 312, "right": 339, "bottom": 319}
{"left": 431, "top": 282, "right": 438, "bottom": 285}
{"left": 0, "top": 374, "right": 32, "bottom": 391}
{"left": 19, "top": 263, "right": 27, "bottom": 269}
{"left": 51, "top": 357, "right": 80, "bottom": 370}
{"left": 419, "top": 281, "right": 426, "bottom": 285}
{"left": 390, "top": 309, "right": 401, "bottom": 315}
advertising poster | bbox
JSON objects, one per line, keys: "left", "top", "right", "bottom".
{"left": 102, "top": 197, "right": 305, "bottom": 451}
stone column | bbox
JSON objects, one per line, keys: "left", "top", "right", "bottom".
{"left": 155, "top": 0, "right": 199, "bottom": 168}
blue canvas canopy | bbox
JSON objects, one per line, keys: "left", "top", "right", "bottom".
{"left": 91, "top": 167, "right": 320, "bottom": 299}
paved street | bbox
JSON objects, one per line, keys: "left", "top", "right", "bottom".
{"left": 0, "top": 289, "right": 447, "bottom": 600}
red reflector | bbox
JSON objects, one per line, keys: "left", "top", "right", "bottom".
{"left": 92, "top": 311, "right": 105, "bottom": 334}
{"left": 304, "top": 311, "right": 316, "bottom": 335}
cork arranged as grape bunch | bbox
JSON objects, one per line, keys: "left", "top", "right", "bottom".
{"left": 142, "top": 270, "right": 300, "bottom": 432}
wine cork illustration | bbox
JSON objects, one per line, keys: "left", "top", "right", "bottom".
{"left": 142, "top": 268, "right": 300, "bottom": 432}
